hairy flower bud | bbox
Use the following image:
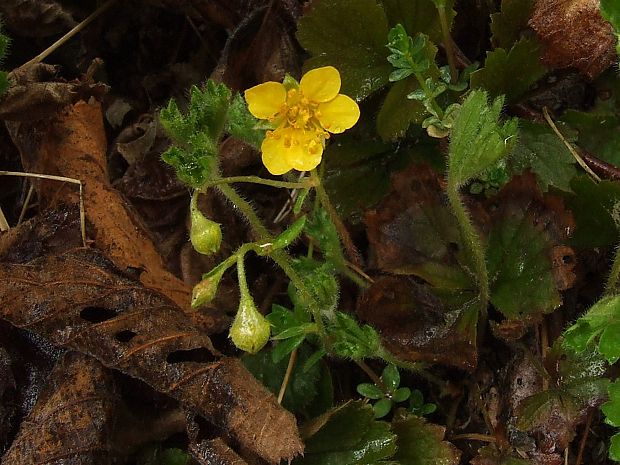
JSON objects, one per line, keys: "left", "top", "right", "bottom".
{"left": 190, "top": 193, "right": 222, "bottom": 255}
{"left": 229, "top": 295, "right": 271, "bottom": 354}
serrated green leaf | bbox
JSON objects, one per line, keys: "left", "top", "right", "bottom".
{"left": 490, "top": 0, "right": 535, "bottom": 49}
{"left": 508, "top": 119, "right": 577, "bottom": 192}
{"left": 611, "top": 433, "right": 620, "bottom": 461}
{"left": 296, "top": 401, "right": 397, "bottom": 465}
{"left": 561, "top": 110, "right": 620, "bottom": 167}
{"left": 161, "top": 145, "right": 217, "bottom": 188}
{"left": 381, "top": 0, "right": 456, "bottom": 45}
{"left": 447, "top": 90, "right": 518, "bottom": 186}
{"left": 564, "top": 295, "right": 620, "bottom": 363}
{"left": 272, "top": 335, "right": 306, "bottom": 363}
{"left": 288, "top": 258, "right": 339, "bottom": 318}
{"left": 242, "top": 343, "right": 322, "bottom": 414}
{"left": 226, "top": 93, "right": 265, "bottom": 150}
{"left": 391, "top": 413, "right": 460, "bottom": 465}
{"left": 305, "top": 209, "right": 345, "bottom": 266}
{"left": 486, "top": 209, "right": 561, "bottom": 319}
{"left": 328, "top": 312, "right": 382, "bottom": 360}
{"left": 470, "top": 38, "right": 546, "bottom": 103}
{"left": 566, "top": 176, "right": 620, "bottom": 248}
{"left": 603, "top": 380, "right": 620, "bottom": 426}
{"left": 297, "top": 0, "right": 392, "bottom": 101}
{"left": 357, "top": 383, "right": 385, "bottom": 399}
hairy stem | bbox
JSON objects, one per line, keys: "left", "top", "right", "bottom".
{"left": 310, "top": 170, "right": 362, "bottom": 267}
{"left": 446, "top": 182, "right": 489, "bottom": 312}
{"left": 215, "top": 183, "right": 325, "bottom": 334}
{"left": 207, "top": 175, "right": 316, "bottom": 190}
{"left": 606, "top": 243, "right": 620, "bottom": 295}
{"left": 413, "top": 72, "right": 444, "bottom": 120}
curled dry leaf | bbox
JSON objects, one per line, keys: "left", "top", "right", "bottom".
{"left": 0, "top": 248, "right": 303, "bottom": 464}
{"left": 0, "top": 0, "right": 76, "bottom": 37}
{"left": 529, "top": 0, "right": 617, "bottom": 79}
{"left": 5, "top": 100, "right": 197, "bottom": 314}
{"left": 187, "top": 415, "right": 249, "bottom": 465}
{"left": 1, "top": 352, "right": 119, "bottom": 465}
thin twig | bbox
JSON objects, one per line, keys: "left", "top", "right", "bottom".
{"left": 0, "top": 171, "right": 86, "bottom": 246}
{"left": 542, "top": 107, "right": 601, "bottom": 182}
{"left": 450, "top": 433, "right": 496, "bottom": 443}
{"left": 575, "top": 409, "right": 594, "bottom": 465}
{"left": 17, "top": 183, "right": 35, "bottom": 225}
{"left": 23, "top": 0, "right": 119, "bottom": 67}
{"left": 355, "top": 359, "right": 387, "bottom": 393}
{"left": 277, "top": 348, "right": 298, "bottom": 404}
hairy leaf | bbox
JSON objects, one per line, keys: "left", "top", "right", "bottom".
{"left": 470, "top": 38, "right": 546, "bottom": 103}
{"left": 508, "top": 120, "right": 577, "bottom": 192}
{"left": 226, "top": 93, "right": 265, "bottom": 150}
{"left": 561, "top": 110, "right": 620, "bottom": 167}
{"left": 294, "top": 401, "right": 396, "bottom": 465}
{"left": 490, "top": 0, "right": 535, "bottom": 49}
{"left": 297, "top": 0, "right": 392, "bottom": 100}
{"left": 447, "top": 90, "right": 518, "bottom": 186}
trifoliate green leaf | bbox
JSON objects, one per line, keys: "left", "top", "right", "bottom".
{"left": 566, "top": 176, "right": 620, "bottom": 248}
{"left": 391, "top": 412, "right": 461, "bottom": 465}
{"left": 297, "top": 0, "right": 392, "bottom": 101}
{"left": 486, "top": 209, "right": 561, "bottom": 320}
{"left": 490, "top": 0, "right": 535, "bottom": 49}
{"left": 327, "top": 312, "right": 382, "bottom": 360}
{"left": 564, "top": 294, "right": 620, "bottom": 363}
{"left": 226, "top": 93, "right": 265, "bottom": 150}
{"left": 470, "top": 38, "right": 546, "bottom": 103}
{"left": 382, "top": 0, "right": 456, "bottom": 45}
{"left": 447, "top": 90, "right": 518, "bottom": 186}
{"left": 242, "top": 343, "right": 323, "bottom": 415}
{"left": 508, "top": 120, "right": 577, "bottom": 192}
{"left": 294, "top": 401, "right": 396, "bottom": 465}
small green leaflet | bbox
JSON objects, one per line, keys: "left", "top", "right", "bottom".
{"left": 381, "top": 0, "right": 456, "bottom": 45}
{"left": 602, "top": 380, "right": 620, "bottom": 461}
{"left": 600, "top": 0, "right": 620, "bottom": 57}
{"left": 489, "top": 0, "right": 535, "bottom": 49}
{"left": 447, "top": 90, "right": 518, "bottom": 186}
{"left": 0, "top": 25, "right": 9, "bottom": 96}
{"left": 327, "top": 312, "right": 382, "bottom": 360}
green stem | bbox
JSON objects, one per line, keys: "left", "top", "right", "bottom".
{"left": 215, "top": 183, "right": 325, "bottom": 335}
{"left": 237, "top": 253, "right": 250, "bottom": 297}
{"left": 207, "top": 175, "right": 316, "bottom": 190}
{"left": 413, "top": 72, "right": 444, "bottom": 120}
{"left": 606, "top": 243, "right": 620, "bottom": 295}
{"left": 446, "top": 182, "right": 489, "bottom": 312}
{"left": 310, "top": 170, "right": 362, "bottom": 268}
{"left": 436, "top": 4, "right": 458, "bottom": 84}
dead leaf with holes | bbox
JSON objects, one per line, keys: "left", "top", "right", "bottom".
{"left": 1, "top": 352, "right": 119, "bottom": 465}
{"left": 0, "top": 248, "right": 303, "bottom": 464}
{"left": 529, "top": 0, "right": 617, "bottom": 79}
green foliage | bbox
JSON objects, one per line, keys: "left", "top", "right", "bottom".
{"left": 600, "top": 0, "right": 620, "bottom": 57}
{"left": 294, "top": 401, "right": 396, "bottom": 465}
{"left": 561, "top": 110, "right": 620, "bottom": 167}
{"left": 381, "top": 0, "right": 455, "bottom": 45}
{"left": 267, "top": 304, "right": 316, "bottom": 363}
{"left": 376, "top": 78, "right": 427, "bottom": 141}
{"left": 288, "top": 258, "right": 339, "bottom": 318}
{"left": 272, "top": 216, "right": 307, "bottom": 250}
{"left": 297, "top": 0, "right": 392, "bottom": 101}
{"left": 447, "top": 90, "right": 518, "bottom": 186}
{"left": 305, "top": 208, "right": 345, "bottom": 266}
{"left": 357, "top": 365, "right": 413, "bottom": 418}
{"left": 470, "top": 38, "right": 546, "bottom": 103}
{"left": 508, "top": 119, "right": 577, "bottom": 192}
{"left": 242, "top": 343, "right": 326, "bottom": 415}
{"left": 564, "top": 295, "right": 620, "bottom": 364}
{"left": 603, "top": 380, "right": 620, "bottom": 461}
{"left": 0, "top": 24, "right": 10, "bottom": 96}
{"left": 386, "top": 25, "right": 431, "bottom": 82}
{"left": 160, "top": 80, "right": 264, "bottom": 187}
{"left": 490, "top": 0, "right": 535, "bottom": 49}
{"left": 408, "top": 389, "right": 437, "bottom": 416}
{"left": 391, "top": 412, "right": 460, "bottom": 465}
{"left": 486, "top": 209, "right": 561, "bottom": 319}
{"left": 327, "top": 312, "right": 382, "bottom": 360}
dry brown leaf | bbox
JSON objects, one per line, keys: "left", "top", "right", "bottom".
{"left": 529, "top": 0, "right": 617, "bottom": 79}
{"left": 357, "top": 275, "right": 478, "bottom": 371}
{"left": 1, "top": 352, "right": 118, "bottom": 465}
{"left": 0, "top": 0, "right": 76, "bottom": 37}
{"left": 0, "top": 248, "right": 303, "bottom": 464}
{"left": 5, "top": 99, "right": 194, "bottom": 313}
{"left": 187, "top": 415, "right": 249, "bottom": 465}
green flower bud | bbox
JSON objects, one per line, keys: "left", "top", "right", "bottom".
{"left": 190, "top": 193, "right": 222, "bottom": 255}
{"left": 229, "top": 295, "right": 271, "bottom": 354}
{"left": 191, "top": 273, "right": 223, "bottom": 309}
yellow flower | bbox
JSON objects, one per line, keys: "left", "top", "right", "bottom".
{"left": 244, "top": 66, "right": 360, "bottom": 175}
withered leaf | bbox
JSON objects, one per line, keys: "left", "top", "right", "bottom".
{"left": 357, "top": 276, "right": 478, "bottom": 371}
{"left": 0, "top": 248, "right": 303, "bottom": 464}
{"left": 529, "top": 0, "right": 617, "bottom": 78}
{"left": 0, "top": 0, "right": 76, "bottom": 37}
{"left": 1, "top": 352, "right": 118, "bottom": 465}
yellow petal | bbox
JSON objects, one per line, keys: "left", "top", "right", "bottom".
{"left": 300, "top": 66, "right": 341, "bottom": 103}
{"left": 244, "top": 82, "right": 286, "bottom": 119}
{"left": 317, "top": 94, "right": 360, "bottom": 134}
{"left": 285, "top": 130, "right": 324, "bottom": 172}
{"left": 261, "top": 130, "right": 293, "bottom": 175}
